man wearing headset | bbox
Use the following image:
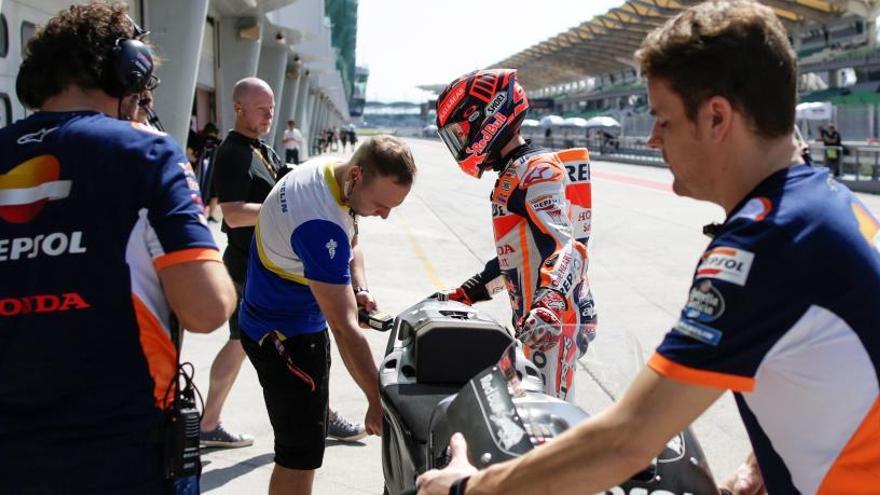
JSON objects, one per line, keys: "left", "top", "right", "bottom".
{"left": 0, "top": 4, "right": 236, "bottom": 493}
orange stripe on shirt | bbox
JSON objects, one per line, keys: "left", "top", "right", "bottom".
{"left": 132, "top": 294, "right": 177, "bottom": 409}
{"left": 817, "top": 395, "right": 880, "bottom": 494}
{"left": 706, "top": 247, "right": 738, "bottom": 257}
{"left": 154, "top": 247, "right": 222, "bottom": 271}
{"left": 648, "top": 352, "right": 755, "bottom": 392}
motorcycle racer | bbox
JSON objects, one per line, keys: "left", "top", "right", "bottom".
{"left": 436, "top": 69, "right": 597, "bottom": 401}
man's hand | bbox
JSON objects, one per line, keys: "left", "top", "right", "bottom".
{"left": 364, "top": 399, "right": 383, "bottom": 436}
{"left": 517, "top": 289, "right": 566, "bottom": 351}
{"left": 355, "top": 289, "right": 377, "bottom": 313}
{"left": 417, "top": 433, "right": 478, "bottom": 495}
{"left": 719, "top": 452, "right": 766, "bottom": 495}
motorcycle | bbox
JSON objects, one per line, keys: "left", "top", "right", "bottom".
{"left": 374, "top": 297, "right": 718, "bottom": 495}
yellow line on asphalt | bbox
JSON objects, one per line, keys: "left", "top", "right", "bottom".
{"left": 393, "top": 211, "right": 445, "bottom": 289}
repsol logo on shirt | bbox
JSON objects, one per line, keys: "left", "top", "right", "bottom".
{"left": 0, "top": 231, "right": 87, "bottom": 261}
{"left": 0, "top": 292, "right": 90, "bottom": 316}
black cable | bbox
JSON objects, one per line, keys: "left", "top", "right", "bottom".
{"left": 144, "top": 106, "right": 165, "bottom": 132}
{"left": 178, "top": 361, "right": 205, "bottom": 420}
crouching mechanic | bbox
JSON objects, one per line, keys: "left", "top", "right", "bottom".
{"left": 435, "top": 69, "right": 597, "bottom": 401}
{"left": 239, "top": 135, "right": 416, "bottom": 493}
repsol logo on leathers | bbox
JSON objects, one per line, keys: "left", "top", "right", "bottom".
{"left": 565, "top": 162, "right": 590, "bottom": 183}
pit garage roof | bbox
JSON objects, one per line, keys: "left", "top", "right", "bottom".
{"left": 490, "top": 0, "right": 850, "bottom": 90}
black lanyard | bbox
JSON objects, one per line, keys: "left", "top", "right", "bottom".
{"left": 251, "top": 144, "right": 277, "bottom": 180}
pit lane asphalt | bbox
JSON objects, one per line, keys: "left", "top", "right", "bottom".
{"left": 184, "top": 137, "right": 880, "bottom": 494}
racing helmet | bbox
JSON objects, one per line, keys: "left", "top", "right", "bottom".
{"left": 436, "top": 69, "right": 529, "bottom": 178}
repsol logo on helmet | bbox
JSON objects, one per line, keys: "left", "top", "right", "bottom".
{"left": 0, "top": 292, "right": 91, "bottom": 316}
{"left": 485, "top": 92, "right": 507, "bottom": 116}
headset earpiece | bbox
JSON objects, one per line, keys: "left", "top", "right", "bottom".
{"left": 105, "top": 15, "right": 154, "bottom": 97}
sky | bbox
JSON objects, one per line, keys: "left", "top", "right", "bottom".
{"left": 355, "top": 0, "right": 623, "bottom": 103}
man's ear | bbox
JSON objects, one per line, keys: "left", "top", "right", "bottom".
{"left": 704, "top": 95, "right": 733, "bottom": 142}
{"left": 350, "top": 164, "right": 362, "bottom": 181}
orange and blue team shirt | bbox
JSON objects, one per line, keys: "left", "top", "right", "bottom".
{"left": 240, "top": 157, "right": 355, "bottom": 340}
{"left": 649, "top": 164, "right": 880, "bottom": 494}
{"left": 0, "top": 112, "right": 220, "bottom": 450}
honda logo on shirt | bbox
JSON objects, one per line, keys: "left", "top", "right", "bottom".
{"left": 0, "top": 292, "right": 91, "bottom": 316}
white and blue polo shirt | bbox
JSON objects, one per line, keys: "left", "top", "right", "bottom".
{"left": 240, "top": 157, "right": 355, "bottom": 340}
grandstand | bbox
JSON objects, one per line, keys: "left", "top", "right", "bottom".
{"left": 361, "top": 101, "right": 424, "bottom": 130}
{"left": 399, "top": 0, "right": 878, "bottom": 191}
{"left": 475, "top": 1, "right": 880, "bottom": 141}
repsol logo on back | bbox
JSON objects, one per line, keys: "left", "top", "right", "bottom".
{"left": 0, "top": 232, "right": 87, "bottom": 261}
{"left": 0, "top": 293, "right": 91, "bottom": 316}
{"left": 565, "top": 162, "right": 590, "bottom": 183}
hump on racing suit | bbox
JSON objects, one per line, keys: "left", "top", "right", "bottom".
{"left": 462, "top": 143, "right": 597, "bottom": 401}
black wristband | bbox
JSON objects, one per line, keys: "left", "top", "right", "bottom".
{"left": 353, "top": 286, "right": 369, "bottom": 295}
{"left": 449, "top": 476, "right": 470, "bottom": 495}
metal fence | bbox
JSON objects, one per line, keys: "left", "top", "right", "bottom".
{"left": 807, "top": 143, "right": 880, "bottom": 182}
{"left": 519, "top": 132, "right": 880, "bottom": 193}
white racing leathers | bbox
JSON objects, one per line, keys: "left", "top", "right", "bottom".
{"left": 464, "top": 145, "right": 596, "bottom": 401}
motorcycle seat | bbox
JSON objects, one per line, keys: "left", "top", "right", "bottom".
{"left": 383, "top": 383, "right": 460, "bottom": 443}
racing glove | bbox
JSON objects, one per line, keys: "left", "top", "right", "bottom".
{"left": 435, "top": 287, "right": 475, "bottom": 305}
{"left": 517, "top": 288, "right": 567, "bottom": 351}
{"left": 433, "top": 270, "right": 493, "bottom": 305}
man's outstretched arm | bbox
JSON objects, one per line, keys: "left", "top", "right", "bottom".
{"left": 310, "top": 279, "right": 383, "bottom": 436}
{"left": 418, "top": 367, "right": 724, "bottom": 495}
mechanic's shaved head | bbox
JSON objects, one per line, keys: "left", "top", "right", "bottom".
{"left": 233, "top": 77, "right": 273, "bottom": 103}
{"left": 233, "top": 77, "right": 275, "bottom": 138}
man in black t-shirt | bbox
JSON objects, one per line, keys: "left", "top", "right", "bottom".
{"left": 208, "top": 77, "right": 366, "bottom": 448}
{"left": 820, "top": 123, "right": 843, "bottom": 177}
{"left": 202, "top": 77, "right": 280, "bottom": 448}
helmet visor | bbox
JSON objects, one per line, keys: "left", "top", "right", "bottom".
{"left": 438, "top": 121, "right": 470, "bottom": 160}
